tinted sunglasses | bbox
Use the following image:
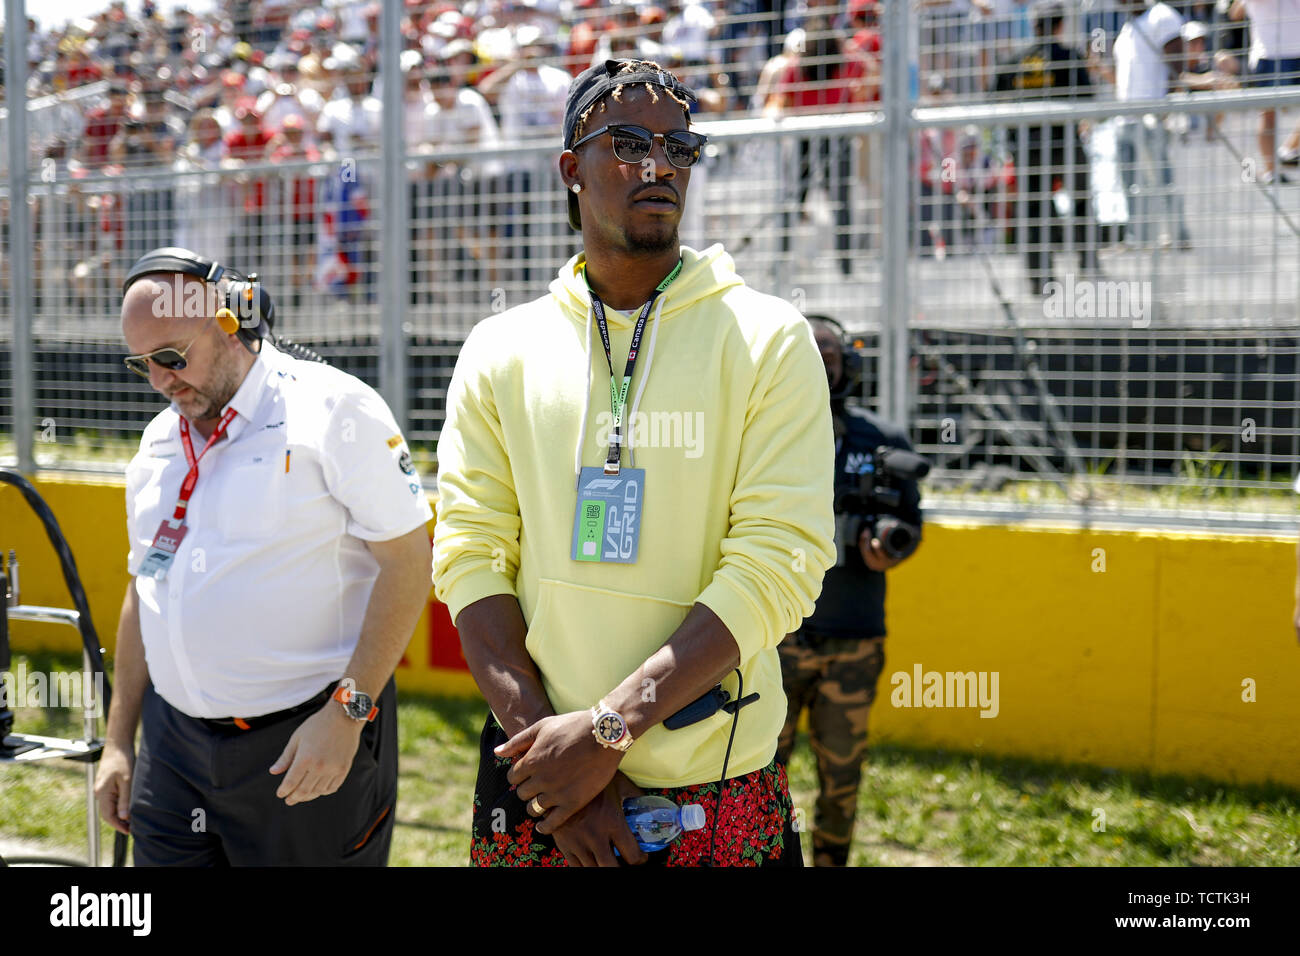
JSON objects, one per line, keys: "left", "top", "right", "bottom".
{"left": 124, "top": 326, "right": 207, "bottom": 378}
{"left": 571, "top": 124, "right": 707, "bottom": 168}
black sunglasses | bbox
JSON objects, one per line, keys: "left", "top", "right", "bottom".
{"left": 571, "top": 123, "right": 707, "bottom": 169}
{"left": 124, "top": 326, "right": 208, "bottom": 378}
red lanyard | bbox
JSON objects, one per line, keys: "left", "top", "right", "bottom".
{"left": 173, "top": 408, "right": 238, "bottom": 522}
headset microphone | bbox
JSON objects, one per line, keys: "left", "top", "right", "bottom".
{"left": 805, "top": 313, "right": 864, "bottom": 399}
{"left": 123, "top": 247, "right": 325, "bottom": 363}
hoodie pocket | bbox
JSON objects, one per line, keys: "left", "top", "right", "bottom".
{"left": 524, "top": 578, "right": 693, "bottom": 714}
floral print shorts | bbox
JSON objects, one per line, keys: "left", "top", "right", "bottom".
{"left": 469, "top": 713, "right": 803, "bottom": 867}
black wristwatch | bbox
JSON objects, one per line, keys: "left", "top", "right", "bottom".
{"left": 332, "top": 683, "right": 378, "bottom": 722}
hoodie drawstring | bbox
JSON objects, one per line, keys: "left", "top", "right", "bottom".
{"left": 575, "top": 299, "right": 595, "bottom": 486}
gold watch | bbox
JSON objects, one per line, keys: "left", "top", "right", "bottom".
{"left": 590, "top": 699, "right": 633, "bottom": 752}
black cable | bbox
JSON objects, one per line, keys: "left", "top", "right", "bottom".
{"left": 703, "top": 667, "right": 744, "bottom": 869}
{"left": 0, "top": 468, "right": 129, "bottom": 866}
{"left": 273, "top": 335, "right": 327, "bottom": 364}
{"left": 0, "top": 470, "right": 112, "bottom": 716}
{"left": 953, "top": 194, "right": 1088, "bottom": 481}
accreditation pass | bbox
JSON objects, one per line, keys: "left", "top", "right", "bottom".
{"left": 571, "top": 467, "right": 645, "bottom": 564}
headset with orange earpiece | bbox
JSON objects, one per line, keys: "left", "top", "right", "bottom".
{"left": 806, "top": 313, "right": 864, "bottom": 400}
{"left": 123, "top": 247, "right": 324, "bottom": 363}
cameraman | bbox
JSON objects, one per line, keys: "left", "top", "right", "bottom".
{"left": 776, "top": 315, "right": 924, "bottom": 867}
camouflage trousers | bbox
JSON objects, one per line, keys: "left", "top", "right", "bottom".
{"left": 776, "top": 631, "right": 886, "bottom": 867}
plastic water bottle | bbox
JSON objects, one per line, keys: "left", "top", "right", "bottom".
{"left": 622, "top": 795, "right": 707, "bottom": 852}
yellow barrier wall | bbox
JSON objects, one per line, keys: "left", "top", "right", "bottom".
{"left": 876, "top": 523, "right": 1300, "bottom": 789}
{"left": 3, "top": 476, "right": 1297, "bottom": 789}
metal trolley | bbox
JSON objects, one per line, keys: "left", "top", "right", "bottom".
{"left": 1, "top": 468, "right": 125, "bottom": 867}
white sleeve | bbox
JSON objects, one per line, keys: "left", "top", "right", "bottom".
{"left": 124, "top": 454, "right": 149, "bottom": 575}
{"left": 319, "top": 382, "right": 434, "bottom": 541}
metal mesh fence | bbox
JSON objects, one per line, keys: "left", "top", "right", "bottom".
{"left": 3, "top": 1, "right": 1300, "bottom": 529}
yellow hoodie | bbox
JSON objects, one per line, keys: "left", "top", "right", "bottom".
{"left": 433, "top": 243, "right": 835, "bottom": 788}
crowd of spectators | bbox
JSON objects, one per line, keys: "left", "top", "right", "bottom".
{"left": 14, "top": 0, "right": 794, "bottom": 176}
{"left": 6, "top": 0, "right": 1299, "bottom": 301}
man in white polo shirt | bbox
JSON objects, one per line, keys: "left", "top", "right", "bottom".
{"left": 94, "top": 247, "right": 433, "bottom": 865}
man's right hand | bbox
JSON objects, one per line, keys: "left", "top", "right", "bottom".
{"left": 549, "top": 772, "right": 649, "bottom": 867}
{"left": 94, "top": 740, "right": 135, "bottom": 835}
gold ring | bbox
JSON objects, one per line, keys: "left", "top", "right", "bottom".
{"left": 527, "top": 796, "right": 545, "bottom": 816}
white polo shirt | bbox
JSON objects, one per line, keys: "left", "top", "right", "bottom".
{"left": 1115, "top": 3, "right": 1185, "bottom": 101}
{"left": 124, "top": 341, "right": 433, "bottom": 719}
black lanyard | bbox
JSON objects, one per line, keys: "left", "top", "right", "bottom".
{"left": 586, "top": 259, "right": 683, "bottom": 474}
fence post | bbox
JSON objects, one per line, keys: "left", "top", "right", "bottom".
{"left": 5, "top": 0, "right": 34, "bottom": 474}
{"left": 880, "top": 0, "right": 912, "bottom": 426}
{"left": 379, "top": 0, "right": 409, "bottom": 434}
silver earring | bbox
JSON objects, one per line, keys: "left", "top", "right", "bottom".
{"left": 571, "top": 183, "right": 582, "bottom": 194}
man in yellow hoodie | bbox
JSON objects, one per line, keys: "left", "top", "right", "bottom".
{"left": 433, "top": 58, "right": 836, "bottom": 867}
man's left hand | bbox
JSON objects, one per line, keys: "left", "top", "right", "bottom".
{"left": 497, "top": 710, "right": 623, "bottom": 835}
{"left": 270, "top": 706, "right": 364, "bottom": 806}
{"left": 860, "top": 529, "right": 903, "bottom": 572}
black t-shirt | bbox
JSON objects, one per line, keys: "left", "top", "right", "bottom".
{"left": 995, "top": 39, "right": 1093, "bottom": 100}
{"left": 995, "top": 40, "right": 1093, "bottom": 155}
{"left": 803, "top": 402, "right": 923, "bottom": 640}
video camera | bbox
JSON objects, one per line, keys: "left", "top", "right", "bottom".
{"left": 834, "top": 444, "right": 930, "bottom": 565}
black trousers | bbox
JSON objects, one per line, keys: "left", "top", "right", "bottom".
{"left": 130, "top": 678, "right": 398, "bottom": 866}
{"left": 1017, "top": 131, "right": 1099, "bottom": 295}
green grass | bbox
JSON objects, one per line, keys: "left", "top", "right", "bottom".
{"left": 4, "top": 651, "right": 1297, "bottom": 866}
{"left": 924, "top": 472, "right": 1298, "bottom": 514}
{"left": 785, "top": 742, "right": 1299, "bottom": 866}
{"left": 1, "top": 432, "right": 142, "bottom": 469}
